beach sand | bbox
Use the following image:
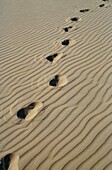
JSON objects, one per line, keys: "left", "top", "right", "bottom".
{"left": 0, "top": 0, "right": 112, "bottom": 169}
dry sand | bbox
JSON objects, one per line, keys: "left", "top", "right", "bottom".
{"left": 0, "top": 0, "right": 112, "bottom": 169}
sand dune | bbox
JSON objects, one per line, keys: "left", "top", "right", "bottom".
{"left": 0, "top": 0, "right": 112, "bottom": 169}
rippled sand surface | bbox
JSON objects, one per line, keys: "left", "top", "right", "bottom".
{"left": 0, "top": 0, "right": 112, "bottom": 169}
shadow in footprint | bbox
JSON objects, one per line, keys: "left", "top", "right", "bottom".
{"left": 99, "top": 4, "right": 105, "bottom": 7}
{"left": 71, "top": 17, "right": 80, "bottom": 22}
{"left": 62, "top": 39, "right": 70, "bottom": 46}
{"left": 80, "top": 9, "right": 90, "bottom": 12}
{"left": 27, "top": 102, "right": 35, "bottom": 110}
{"left": 0, "top": 163, "right": 2, "bottom": 170}
{"left": 17, "top": 101, "right": 43, "bottom": 121}
{"left": 66, "top": 17, "right": 81, "bottom": 23}
{"left": 46, "top": 53, "right": 64, "bottom": 63}
{"left": 46, "top": 54, "right": 58, "bottom": 62}
{"left": 17, "top": 108, "right": 27, "bottom": 119}
{"left": 49, "top": 75, "right": 59, "bottom": 87}
{"left": 49, "top": 75, "right": 68, "bottom": 87}
{"left": 64, "top": 26, "right": 72, "bottom": 32}
{"left": 62, "top": 39, "right": 76, "bottom": 46}
{"left": 0, "top": 154, "right": 11, "bottom": 170}
{"left": 17, "top": 102, "right": 36, "bottom": 120}
{"left": 0, "top": 153, "right": 19, "bottom": 170}
{"left": 102, "top": 0, "right": 109, "bottom": 1}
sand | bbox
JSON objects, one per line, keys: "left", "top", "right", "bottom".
{"left": 0, "top": 0, "right": 112, "bottom": 169}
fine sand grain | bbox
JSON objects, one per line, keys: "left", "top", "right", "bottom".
{"left": 0, "top": 0, "right": 112, "bottom": 170}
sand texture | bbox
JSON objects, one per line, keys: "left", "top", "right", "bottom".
{"left": 0, "top": 0, "right": 112, "bottom": 169}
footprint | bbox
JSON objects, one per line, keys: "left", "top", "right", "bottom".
{"left": 17, "top": 101, "right": 43, "bottom": 121}
{"left": 71, "top": 17, "right": 81, "bottom": 22}
{"left": 49, "top": 75, "right": 59, "bottom": 87}
{"left": 17, "top": 102, "right": 35, "bottom": 119}
{"left": 49, "top": 75, "right": 68, "bottom": 87}
{"left": 62, "top": 39, "right": 76, "bottom": 46}
{"left": 66, "top": 17, "right": 81, "bottom": 23}
{"left": 46, "top": 53, "right": 64, "bottom": 63}
{"left": 0, "top": 153, "right": 19, "bottom": 170}
{"left": 63, "top": 25, "right": 77, "bottom": 32}
{"left": 99, "top": 4, "right": 105, "bottom": 7}
{"left": 79, "top": 9, "right": 90, "bottom": 12}
{"left": 62, "top": 39, "right": 69, "bottom": 46}
{"left": 63, "top": 26, "right": 72, "bottom": 32}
